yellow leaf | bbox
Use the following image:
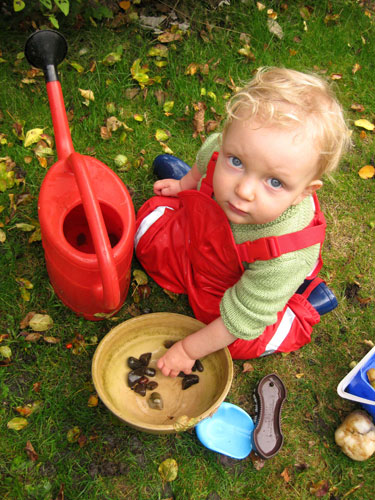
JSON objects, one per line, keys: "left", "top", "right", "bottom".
{"left": 155, "top": 129, "right": 170, "bottom": 142}
{"left": 0, "top": 228, "right": 5, "bottom": 243}
{"left": 352, "top": 63, "right": 361, "bottom": 74}
{"left": 163, "top": 101, "right": 174, "bottom": 113}
{"left": 88, "top": 394, "right": 98, "bottom": 407}
{"left": 295, "top": 372, "right": 304, "bottom": 379}
{"left": 15, "top": 223, "right": 35, "bottom": 232}
{"left": 67, "top": 426, "right": 81, "bottom": 442}
{"left": 29, "top": 313, "right": 53, "bottom": 332}
{"left": 133, "top": 114, "right": 144, "bottom": 122}
{"left": 355, "top": 119, "right": 375, "bottom": 131}
{"left": 158, "top": 458, "right": 178, "bottom": 482}
{"left": 78, "top": 88, "right": 95, "bottom": 101}
{"left": 24, "top": 128, "right": 44, "bottom": 148}
{"left": 160, "top": 142, "right": 174, "bottom": 154}
{"left": 119, "top": 0, "right": 131, "bottom": 10}
{"left": 358, "top": 165, "right": 375, "bottom": 179}
{"left": 7, "top": 417, "right": 28, "bottom": 430}
{"left": 257, "top": 2, "right": 266, "bottom": 10}
{"left": 133, "top": 269, "right": 148, "bottom": 285}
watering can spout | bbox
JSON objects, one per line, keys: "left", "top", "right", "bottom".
{"left": 25, "top": 30, "right": 73, "bottom": 161}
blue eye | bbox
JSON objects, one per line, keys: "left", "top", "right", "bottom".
{"left": 229, "top": 156, "right": 242, "bottom": 168}
{"left": 267, "top": 178, "right": 282, "bottom": 189}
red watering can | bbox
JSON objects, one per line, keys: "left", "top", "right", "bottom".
{"left": 25, "top": 30, "right": 135, "bottom": 320}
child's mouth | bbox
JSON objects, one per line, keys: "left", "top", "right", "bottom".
{"left": 228, "top": 202, "right": 248, "bottom": 216}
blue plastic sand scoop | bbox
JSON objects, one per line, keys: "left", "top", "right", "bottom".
{"left": 196, "top": 402, "right": 254, "bottom": 459}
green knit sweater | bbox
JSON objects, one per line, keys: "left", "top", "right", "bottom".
{"left": 195, "top": 133, "right": 321, "bottom": 340}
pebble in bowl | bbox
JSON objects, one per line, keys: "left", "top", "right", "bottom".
{"left": 92, "top": 312, "right": 233, "bottom": 434}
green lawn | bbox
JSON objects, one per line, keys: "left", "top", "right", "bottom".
{"left": 1, "top": 1, "right": 375, "bottom": 499}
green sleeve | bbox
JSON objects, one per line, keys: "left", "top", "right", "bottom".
{"left": 220, "top": 244, "right": 320, "bottom": 340}
{"left": 195, "top": 133, "right": 222, "bottom": 175}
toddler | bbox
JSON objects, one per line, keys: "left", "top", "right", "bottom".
{"left": 135, "top": 67, "right": 350, "bottom": 377}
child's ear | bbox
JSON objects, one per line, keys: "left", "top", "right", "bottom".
{"left": 292, "top": 180, "right": 323, "bottom": 205}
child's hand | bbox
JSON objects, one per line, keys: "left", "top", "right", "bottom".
{"left": 153, "top": 178, "right": 182, "bottom": 197}
{"left": 157, "top": 340, "right": 195, "bottom": 377}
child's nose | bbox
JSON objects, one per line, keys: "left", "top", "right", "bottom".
{"left": 235, "top": 178, "right": 256, "bottom": 201}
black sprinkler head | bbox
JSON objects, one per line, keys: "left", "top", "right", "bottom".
{"left": 24, "top": 29, "right": 67, "bottom": 82}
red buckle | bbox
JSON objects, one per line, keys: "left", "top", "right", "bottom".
{"left": 238, "top": 236, "right": 281, "bottom": 262}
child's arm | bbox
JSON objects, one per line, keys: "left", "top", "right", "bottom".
{"left": 153, "top": 163, "right": 202, "bottom": 197}
{"left": 157, "top": 316, "right": 237, "bottom": 377}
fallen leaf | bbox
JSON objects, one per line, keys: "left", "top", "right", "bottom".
{"left": 67, "top": 426, "right": 81, "bottom": 443}
{"left": 238, "top": 45, "right": 256, "bottom": 60}
{"left": 100, "top": 127, "right": 112, "bottom": 140}
{"left": 281, "top": 467, "right": 291, "bottom": 482}
{"left": 0, "top": 345, "right": 11, "bottom": 358}
{"left": 163, "top": 289, "right": 179, "bottom": 301}
{"left": 267, "top": 19, "right": 284, "bottom": 39}
{"left": 29, "top": 313, "right": 53, "bottom": 332}
{"left": 25, "top": 441, "right": 38, "bottom": 462}
{"left": 192, "top": 101, "right": 206, "bottom": 138}
{"left": 20, "top": 311, "right": 36, "bottom": 329}
{"left": 355, "top": 119, "right": 375, "bottom": 131}
{"left": 158, "top": 458, "right": 178, "bottom": 482}
{"left": 133, "top": 269, "right": 148, "bottom": 286}
{"left": 330, "top": 73, "right": 342, "bottom": 80}
{"left": 55, "top": 483, "right": 65, "bottom": 500}
{"left": 23, "top": 128, "right": 44, "bottom": 148}
{"left": 7, "top": 417, "right": 28, "bottom": 430}
{"left": 351, "top": 103, "right": 365, "bottom": 112}
{"left": 249, "top": 450, "right": 265, "bottom": 470}
{"left": 242, "top": 362, "right": 254, "bottom": 373}
{"left": 155, "top": 129, "right": 170, "bottom": 142}
{"left": 78, "top": 88, "right": 95, "bottom": 101}
{"left": 173, "top": 415, "right": 199, "bottom": 432}
{"left": 44, "top": 336, "right": 60, "bottom": 344}
{"left": 358, "top": 165, "right": 375, "bottom": 179}
{"left": 88, "top": 394, "right": 98, "bottom": 407}
{"left": 158, "top": 32, "right": 182, "bottom": 43}
{"left": 309, "top": 479, "right": 330, "bottom": 497}
{"left": 0, "top": 228, "right": 5, "bottom": 243}
{"left": 295, "top": 372, "right": 304, "bottom": 379}
{"left": 24, "top": 332, "right": 42, "bottom": 342}
{"left": 352, "top": 63, "right": 361, "bottom": 74}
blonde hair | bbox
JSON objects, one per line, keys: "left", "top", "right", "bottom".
{"left": 224, "top": 67, "right": 351, "bottom": 178}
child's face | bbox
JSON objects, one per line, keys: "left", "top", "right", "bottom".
{"left": 213, "top": 117, "right": 322, "bottom": 225}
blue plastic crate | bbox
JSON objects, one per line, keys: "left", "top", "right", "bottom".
{"left": 337, "top": 347, "right": 375, "bottom": 421}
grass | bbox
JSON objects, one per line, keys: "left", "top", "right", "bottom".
{"left": 1, "top": 0, "right": 375, "bottom": 498}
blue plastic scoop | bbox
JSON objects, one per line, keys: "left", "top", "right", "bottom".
{"left": 196, "top": 402, "right": 254, "bottom": 459}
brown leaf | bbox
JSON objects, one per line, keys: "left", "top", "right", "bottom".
{"left": 281, "top": 467, "right": 291, "bottom": 482}
{"left": 249, "top": 451, "right": 265, "bottom": 470}
{"left": 192, "top": 102, "right": 206, "bottom": 138}
{"left": 25, "top": 332, "right": 42, "bottom": 342}
{"left": 309, "top": 479, "right": 330, "bottom": 497}
{"left": 205, "top": 120, "right": 220, "bottom": 134}
{"left": 43, "top": 336, "right": 60, "bottom": 344}
{"left": 20, "top": 311, "right": 36, "bottom": 329}
{"left": 100, "top": 126, "right": 112, "bottom": 140}
{"left": 33, "top": 382, "right": 41, "bottom": 392}
{"left": 25, "top": 441, "right": 38, "bottom": 462}
{"left": 55, "top": 484, "right": 65, "bottom": 500}
{"left": 242, "top": 362, "right": 254, "bottom": 373}
{"left": 351, "top": 103, "right": 365, "bottom": 112}
{"left": 163, "top": 289, "right": 179, "bottom": 301}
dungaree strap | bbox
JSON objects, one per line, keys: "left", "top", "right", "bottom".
{"left": 199, "top": 151, "right": 218, "bottom": 196}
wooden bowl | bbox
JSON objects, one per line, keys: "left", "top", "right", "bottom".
{"left": 92, "top": 313, "right": 233, "bottom": 434}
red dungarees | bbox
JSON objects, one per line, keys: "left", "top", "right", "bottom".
{"left": 135, "top": 153, "right": 326, "bottom": 359}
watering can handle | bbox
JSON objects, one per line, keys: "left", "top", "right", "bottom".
{"left": 67, "top": 152, "right": 121, "bottom": 312}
